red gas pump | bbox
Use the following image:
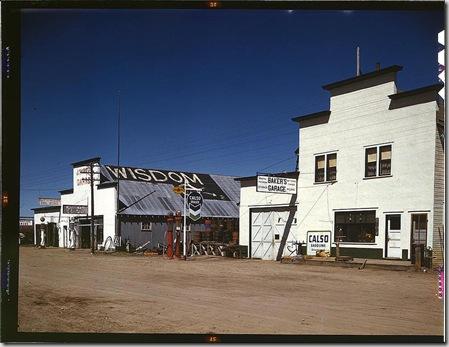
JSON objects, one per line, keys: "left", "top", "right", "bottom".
{"left": 166, "top": 212, "right": 174, "bottom": 259}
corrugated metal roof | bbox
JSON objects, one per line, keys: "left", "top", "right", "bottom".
{"left": 99, "top": 165, "right": 239, "bottom": 218}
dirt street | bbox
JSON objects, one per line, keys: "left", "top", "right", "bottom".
{"left": 18, "top": 247, "right": 443, "bottom": 335}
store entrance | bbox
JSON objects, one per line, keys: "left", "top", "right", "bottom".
{"left": 80, "top": 226, "right": 91, "bottom": 248}
{"left": 410, "top": 213, "right": 427, "bottom": 263}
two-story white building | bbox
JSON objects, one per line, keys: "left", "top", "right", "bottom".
{"left": 238, "top": 65, "right": 444, "bottom": 266}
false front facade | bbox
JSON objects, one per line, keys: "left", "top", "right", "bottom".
{"left": 294, "top": 65, "right": 444, "bottom": 264}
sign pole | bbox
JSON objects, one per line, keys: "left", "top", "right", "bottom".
{"left": 90, "top": 162, "right": 95, "bottom": 254}
{"left": 183, "top": 180, "right": 187, "bottom": 259}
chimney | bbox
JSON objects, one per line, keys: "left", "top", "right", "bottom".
{"left": 376, "top": 62, "right": 381, "bottom": 71}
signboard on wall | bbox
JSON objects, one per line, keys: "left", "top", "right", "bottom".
{"left": 104, "top": 165, "right": 230, "bottom": 201}
{"left": 39, "top": 198, "right": 61, "bottom": 206}
{"left": 306, "top": 231, "right": 331, "bottom": 256}
{"left": 256, "top": 175, "right": 297, "bottom": 195}
{"left": 76, "top": 164, "right": 100, "bottom": 187}
{"left": 188, "top": 191, "right": 203, "bottom": 221}
{"left": 63, "top": 204, "right": 88, "bottom": 215}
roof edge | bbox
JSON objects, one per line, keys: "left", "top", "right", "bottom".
{"left": 235, "top": 171, "right": 299, "bottom": 182}
{"left": 31, "top": 206, "right": 61, "bottom": 212}
{"left": 292, "top": 110, "right": 330, "bottom": 123}
{"left": 322, "top": 65, "right": 403, "bottom": 91}
{"left": 71, "top": 157, "right": 101, "bottom": 168}
{"left": 388, "top": 83, "right": 444, "bottom": 100}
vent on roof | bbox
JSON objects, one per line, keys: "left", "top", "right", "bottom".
{"left": 158, "top": 197, "right": 176, "bottom": 212}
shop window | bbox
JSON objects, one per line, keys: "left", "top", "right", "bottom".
{"left": 141, "top": 222, "right": 152, "bottom": 232}
{"left": 334, "top": 211, "right": 376, "bottom": 243}
{"left": 365, "top": 144, "right": 392, "bottom": 178}
{"left": 315, "top": 153, "right": 337, "bottom": 183}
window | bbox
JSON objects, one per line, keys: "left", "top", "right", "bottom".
{"left": 315, "top": 153, "right": 337, "bottom": 183}
{"left": 141, "top": 222, "right": 152, "bottom": 232}
{"left": 335, "top": 211, "right": 377, "bottom": 243}
{"left": 365, "top": 144, "right": 391, "bottom": 177}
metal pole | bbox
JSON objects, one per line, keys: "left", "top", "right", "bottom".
{"left": 116, "top": 90, "right": 121, "bottom": 248}
{"left": 90, "top": 161, "right": 95, "bottom": 254}
{"left": 356, "top": 46, "right": 360, "bottom": 76}
{"left": 183, "top": 180, "right": 187, "bottom": 259}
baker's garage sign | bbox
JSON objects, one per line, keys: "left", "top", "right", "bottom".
{"left": 256, "top": 175, "right": 297, "bottom": 194}
{"left": 306, "top": 231, "right": 331, "bottom": 256}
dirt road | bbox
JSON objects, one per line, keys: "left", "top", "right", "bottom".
{"left": 18, "top": 247, "right": 443, "bottom": 335}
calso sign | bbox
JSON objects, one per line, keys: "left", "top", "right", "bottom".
{"left": 306, "top": 231, "right": 331, "bottom": 256}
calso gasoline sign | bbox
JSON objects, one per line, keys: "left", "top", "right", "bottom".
{"left": 306, "top": 231, "right": 331, "bottom": 256}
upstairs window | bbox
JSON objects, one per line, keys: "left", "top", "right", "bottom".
{"left": 365, "top": 144, "right": 391, "bottom": 178}
{"left": 315, "top": 153, "right": 337, "bottom": 183}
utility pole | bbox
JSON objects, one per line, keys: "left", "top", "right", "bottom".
{"left": 116, "top": 90, "right": 121, "bottom": 248}
{"left": 183, "top": 179, "right": 187, "bottom": 259}
{"left": 90, "top": 161, "right": 95, "bottom": 254}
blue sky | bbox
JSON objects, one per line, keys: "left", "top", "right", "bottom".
{"left": 20, "top": 9, "right": 444, "bottom": 215}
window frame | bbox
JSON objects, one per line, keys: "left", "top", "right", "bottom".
{"left": 334, "top": 210, "right": 377, "bottom": 244}
{"left": 364, "top": 143, "right": 392, "bottom": 178}
{"left": 314, "top": 152, "right": 338, "bottom": 183}
{"left": 141, "top": 222, "right": 153, "bottom": 232}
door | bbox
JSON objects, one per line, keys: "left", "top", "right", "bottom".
{"left": 80, "top": 226, "right": 91, "bottom": 248}
{"left": 251, "top": 208, "right": 297, "bottom": 260}
{"left": 386, "top": 214, "right": 401, "bottom": 258}
{"left": 410, "top": 214, "right": 427, "bottom": 263}
{"left": 251, "top": 211, "right": 274, "bottom": 260}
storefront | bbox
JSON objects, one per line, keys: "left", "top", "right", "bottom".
{"left": 31, "top": 157, "right": 240, "bottom": 251}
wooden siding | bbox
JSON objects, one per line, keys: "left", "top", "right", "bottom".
{"left": 432, "top": 122, "right": 444, "bottom": 266}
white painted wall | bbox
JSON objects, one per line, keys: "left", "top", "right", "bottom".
{"left": 57, "top": 164, "right": 117, "bottom": 248}
{"left": 239, "top": 183, "right": 297, "bottom": 247}
{"left": 297, "top": 81, "right": 439, "bottom": 257}
{"left": 94, "top": 187, "right": 117, "bottom": 246}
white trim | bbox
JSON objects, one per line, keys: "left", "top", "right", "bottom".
{"left": 333, "top": 207, "right": 378, "bottom": 211}
{"left": 313, "top": 149, "right": 339, "bottom": 156}
{"left": 363, "top": 141, "right": 394, "bottom": 148}
{"left": 248, "top": 203, "right": 298, "bottom": 208}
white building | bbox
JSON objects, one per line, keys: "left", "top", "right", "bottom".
{"left": 238, "top": 65, "right": 444, "bottom": 265}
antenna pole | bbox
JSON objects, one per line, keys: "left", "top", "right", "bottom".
{"left": 356, "top": 46, "right": 360, "bottom": 76}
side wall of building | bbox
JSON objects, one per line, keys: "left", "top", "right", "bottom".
{"left": 432, "top": 122, "right": 445, "bottom": 265}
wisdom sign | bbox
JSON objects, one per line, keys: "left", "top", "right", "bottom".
{"left": 188, "top": 191, "right": 203, "bottom": 221}
{"left": 306, "top": 231, "right": 331, "bottom": 256}
{"left": 257, "top": 175, "right": 297, "bottom": 194}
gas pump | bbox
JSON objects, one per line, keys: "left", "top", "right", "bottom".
{"left": 165, "top": 212, "right": 174, "bottom": 259}
{"left": 69, "top": 218, "right": 76, "bottom": 250}
{"left": 174, "top": 211, "right": 182, "bottom": 258}
{"left": 39, "top": 217, "right": 46, "bottom": 248}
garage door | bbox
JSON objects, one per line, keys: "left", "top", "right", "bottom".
{"left": 251, "top": 208, "right": 297, "bottom": 260}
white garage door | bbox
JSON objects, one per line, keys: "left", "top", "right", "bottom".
{"left": 251, "top": 209, "right": 297, "bottom": 260}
